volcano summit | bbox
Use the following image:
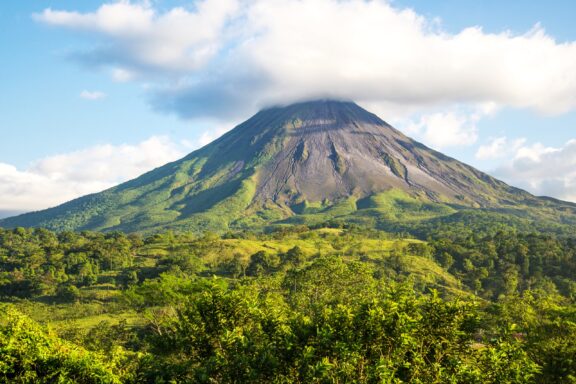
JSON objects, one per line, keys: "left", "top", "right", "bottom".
{"left": 2, "top": 100, "right": 574, "bottom": 233}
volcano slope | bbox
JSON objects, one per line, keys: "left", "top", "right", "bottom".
{"left": 2, "top": 100, "right": 575, "bottom": 234}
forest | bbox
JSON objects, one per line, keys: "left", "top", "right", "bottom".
{"left": 1, "top": 224, "right": 575, "bottom": 383}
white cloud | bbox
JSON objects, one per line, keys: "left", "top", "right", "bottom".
{"left": 475, "top": 136, "right": 526, "bottom": 160}
{"left": 35, "top": 0, "right": 240, "bottom": 73}
{"left": 513, "top": 142, "right": 559, "bottom": 163}
{"left": 395, "top": 104, "right": 497, "bottom": 149}
{"left": 80, "top": 90, "right": 106, "bottom": 100}
{"left": 403, "top": 111, "right": 478, "bottom": 149}
{"left": 34, "top": 0, "right": 576, "bottom": 120}
{"left": 0, "top": 136, "right": 186, "bottom": 212}
{"left": 494, "top": 139, "right": 576, "bottom": 202}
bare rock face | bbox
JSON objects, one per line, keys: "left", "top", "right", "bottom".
{"left": 2, "top": 99, "right": 573, "bottom": 233}
{"left": 235, "top": 100, "right": 531, "bottom": 209}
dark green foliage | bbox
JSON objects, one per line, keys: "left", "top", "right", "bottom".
{"left": 0, "top": 226, "right": 574, "bottom": 382}
{"left": 0, "top": 227, "right": 138, "bottom": 302}
{"left": 491, "top": 292, "right": 576, "bottom": 383}
{"left": 56, "top": 283, "right": 81, "bottom": 302}
{"left": 282, "top": 255, "right": 376, "bottom": 314}
{"left": 430, "top": 231, "right": 576, "bottom": 300}
{"left": 0, "top": 306, "right": 123, "bottom": 383}
{"left": 137, "top": 278, "right": 539, "bottom": 383}
{"left": 280, "top": 245, "right": 305, "bottom": 267}
{"left": 246, "top": 250, "right": 280, "bottom": 276}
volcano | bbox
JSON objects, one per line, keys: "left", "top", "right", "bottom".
{"left": 2, "top": 100, "right": 575, "bottom": 233}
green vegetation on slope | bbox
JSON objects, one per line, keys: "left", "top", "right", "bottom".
{"left": 0, "top": 225, "right": 575, "bottom": 382}
{"left": 2, "top": 100, "right": 575, "bottom": 235}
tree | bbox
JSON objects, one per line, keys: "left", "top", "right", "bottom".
{"left": 217, "top": 253, "right": 247, "bottom": 278}
{"left": 56, "top": 283, "right": 81, "bottom": 302}
{"left": 246, "top": 251, "right": 279, "bottom": 276}
{"left": 281, "top": 246, "right": 305, "bottom": 267}
{"left": 0, "top": 305, "right": 124, "bottom": 383}
{"left": 407, "top": 242, "right": 433, "bottom": 258}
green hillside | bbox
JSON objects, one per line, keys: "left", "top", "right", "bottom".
{"left": 2, "top": 100, "right": 575, "bottom": 234}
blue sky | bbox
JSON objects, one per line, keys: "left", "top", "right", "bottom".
{"left": 1, "top": 0, "right": 576, "bottom": 216}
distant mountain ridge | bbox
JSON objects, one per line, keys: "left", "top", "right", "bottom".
{"left": 2, "top": 100, "right": 575, "bottom": 233}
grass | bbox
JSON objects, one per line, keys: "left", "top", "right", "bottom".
{"left": 49, "top": 311, "right": 144, "bottom": 330}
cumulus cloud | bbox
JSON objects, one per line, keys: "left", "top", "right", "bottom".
{"left": 475, "top": 136, "right": 526, "bottom": 159}
{"left": 400, "top": 110, "right": 479, "bottom": 149}
{"left": 0, "top": 136, "right": 186, "bottom": 213}
{"left": 494, "top": 139, "right": 576, "bottom": 202}
{"left": 34, "top": 0, "right": 240, "bottom": 73}
{"left": 34, "top": 0, "right": 576, "bottom": 121}
{"left": 80, "top": 90, "right": 106, "bottom": 100}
